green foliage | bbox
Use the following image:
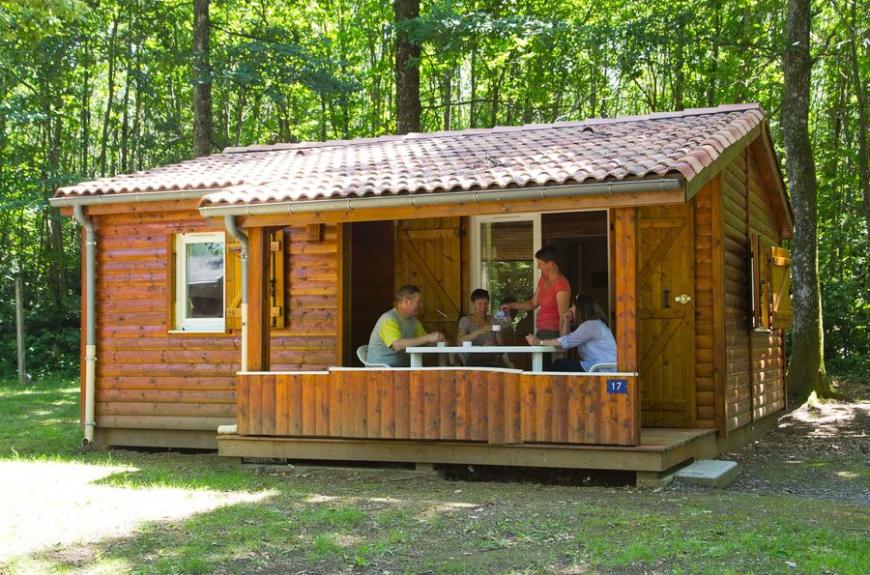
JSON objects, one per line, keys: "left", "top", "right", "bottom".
{"left": 0, "top": 0, "right": 865, "bottom": 374}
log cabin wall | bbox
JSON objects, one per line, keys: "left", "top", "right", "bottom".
{"left": 93, "top": 208, "right": 237, "bottom": 439}
{"left": 271, "top": 224, "right": 341, "bottom": 370}
{"left": 692, "top": 180, "right": 719, "bottom": 430}
{"left": 720, "top": 147, "right": 787, "bottom": 433}
{"left": 90, "top": 208, "right": 341, "bottom": 447}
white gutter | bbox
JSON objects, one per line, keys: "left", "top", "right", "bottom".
{"left": 72, "top": 205, "right": 97, "bottom": 446}
{"left": 224, "top": 216, "right": 249, "bottom": 371}
{"left": 197, "top": 179, "right": 684, "bottom": 218}
{"left": 49, "top": 188, "right": 216, "bottom": 208}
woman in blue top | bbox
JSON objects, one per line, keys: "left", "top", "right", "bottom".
{"left": 525, "top": 293, "right": 617, "bottom": 372}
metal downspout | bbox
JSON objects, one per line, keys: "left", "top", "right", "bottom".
{"left": 73, "top": 205, "right": 96, "bottom": 446}
{"left": 224, "top": 216, "right": 249, "bottom": 371}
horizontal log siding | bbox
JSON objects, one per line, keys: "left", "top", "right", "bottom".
{"left": 271, "top": 225, "right": 340, "bottom": 370}
{"left": 237, "top": 370, "right": 638, "bottom": 446}
{"left": 93, "top": 209, "right": 237, "bottom": 433}
{"left": 91, "top": 209, "right": 340, "bottom": 437}
{"left": 721, "top": 151, "right": 786, "bottom": 432}
{"left": 747, "top": 160, "right": 786, "bottom": 420}
{"left": 692, "top": 181, "right": 717, "bottom": 428}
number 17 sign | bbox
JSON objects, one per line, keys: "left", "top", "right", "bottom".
{"left": 607, "top": 378, "right": 629, "bottom": 394}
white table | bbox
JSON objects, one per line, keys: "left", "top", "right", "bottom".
{"left": 406, "top": 345, "right": 561, "bottom": 372}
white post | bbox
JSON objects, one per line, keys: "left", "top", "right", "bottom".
{"left": 15, "top": 276, "right": 28, "bottom": 385}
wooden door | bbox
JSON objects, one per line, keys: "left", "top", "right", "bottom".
{"left": 395, "top": 218, "right": 462, "bottom": 345}
{"left": 637, "top": 204, "right": 696, "bottom": 427}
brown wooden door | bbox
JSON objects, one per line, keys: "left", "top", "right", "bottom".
{"left": 395, "top": 218, "right": 462, "bottom": 344}
{"left": 637, "top": 204, "right": 696, "bottom": 427}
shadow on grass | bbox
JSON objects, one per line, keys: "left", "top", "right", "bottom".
{"left": 10, "top": 478, "right": 870, "bottom": 575}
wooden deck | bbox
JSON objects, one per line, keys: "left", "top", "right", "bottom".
{"left": 218, "top": 427, "right": 717, "bottom": 475}
{"left": 224, "top": 369, "right": 717, "bottom": 483}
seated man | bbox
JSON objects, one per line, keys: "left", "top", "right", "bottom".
{"left": 367, "top": 284, "right": 444, "bottom": 367}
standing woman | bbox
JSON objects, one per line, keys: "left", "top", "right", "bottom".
{"left": 525, "top": 293, "right": 616, "bottom": 372}
{"left": 457, "top": 289, "right": 505, "bottom": 367}
{"left": 500, "top": 245, "right": 571, "bottom": 339}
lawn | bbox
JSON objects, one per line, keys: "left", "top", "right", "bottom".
{"left": 1, "top": 376, "right": 867, "bottom": 575}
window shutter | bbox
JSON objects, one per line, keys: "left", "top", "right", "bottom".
{"left": 169, "top": 234, "right": 177, "bottom": 329}
{"left": 749, "top": 234, "right": 772, "bottom": 330}
{"left": 769, "top": 246, "right": 793, "bottom": 329}
{"left": 757, "top": 236, "right": 771, "bottom": 330}
{"left": 270, "top": 229, "right": 285, "bottom": 328}
{"left": 225, "top": 237, "right": 243, "bottom": 332}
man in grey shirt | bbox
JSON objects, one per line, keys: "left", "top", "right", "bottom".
{"left": 367, "top": 285, "right": 444, "bottom": 367}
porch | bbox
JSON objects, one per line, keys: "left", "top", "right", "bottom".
{"left": 218, "top": 183, "right": 709, "bottom": 475}
{"left": 217, "top": 368, "right": 718, "bottom": 482}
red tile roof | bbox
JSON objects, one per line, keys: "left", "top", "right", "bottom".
{"left": 54, "top": 104, "right": 766, "bottom": 206}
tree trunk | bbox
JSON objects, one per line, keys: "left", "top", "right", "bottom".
{"left": 46, "top": 93, "right": 65, "bottom": 310}
{"left": 442, "top": 66, "right": 454, "bottom": 130}
{"left": 98, "top": 14, "right": 120, "bottom": 177}
{"left": 120, "top": 29, "right": 134, "bottom": 173}
{"left": 781, "top": 0, "right": 833, "bottom": 401}
{"left": 394, "top": 0, "right": 420, "bottom": 134}
{"left": 707, "top": 0, "right": 722, "bottom": 106}
{"left": 79, "top": 38, "right": 91, "bottom": 177}
{"left": 193, "top": 0, "right": 212, "bottom": 157}
{"left": 672, "top": 14, "right": 686, "bottom": 111}
{"left": 847, "top": 0, "right": 869, "bottom": 241}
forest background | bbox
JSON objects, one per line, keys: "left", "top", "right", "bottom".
{"left": 0, "top": 0, "right": 866, "bottom": 380}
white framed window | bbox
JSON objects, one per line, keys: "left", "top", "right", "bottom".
{"left": 175, "top": 232, "right": 225, "bottom": 332}
{"left": 470, "top": 213, "right": 542, "bottom": 314}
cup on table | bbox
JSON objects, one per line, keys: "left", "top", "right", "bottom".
{"left": 436, "top": 341, "right": 446, "bottom": 347}
{"left": 462, "top": 340, "right": 473, "bottom": 348}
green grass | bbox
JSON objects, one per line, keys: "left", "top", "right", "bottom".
{"left": 2, "top": 376, "right": 868, "bottom": 575}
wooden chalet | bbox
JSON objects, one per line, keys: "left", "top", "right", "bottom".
{"left": 52, "top": 104, "right": 794, "bottom": 484}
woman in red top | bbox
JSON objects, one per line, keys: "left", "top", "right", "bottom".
{"left": 500, "top": 245, "right": 571, "bottom": 338}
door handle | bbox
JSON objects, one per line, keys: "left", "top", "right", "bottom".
{"left": 674, "top": 294, "right": 692, "bottom": 305}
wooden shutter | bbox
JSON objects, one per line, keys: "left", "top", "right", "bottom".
{"left": 168, "top": 234, "right": 178, "bottom": 330}
{"left": 750, "top": 234, "right": 771, "bottom": 330}
{"left": 269, "top": 230, "right": 285, "bottom": 328}
{"left": 226, "top": 230, "right": 285, "bottom": 331}
{"left": 769, "top": 246, "right": 793, "bottom": 329}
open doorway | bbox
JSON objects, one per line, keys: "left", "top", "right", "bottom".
{"left": 541, "top": 211, "right": 610, "bottom": 321}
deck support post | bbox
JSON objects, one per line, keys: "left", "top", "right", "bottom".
{"left": 246, "top": 226, "right": 271, "bottom": 371}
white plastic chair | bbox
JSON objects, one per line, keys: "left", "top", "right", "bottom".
{"left": 588, "top": 362, "right": 617, "bottom": 373}
{"left": 356, "top": 345, "right": 390, "bottom": 368}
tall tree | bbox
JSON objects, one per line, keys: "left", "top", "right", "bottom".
{"left": 845, "top": 0, "right": 869, "bottom": 241}
{"left": 781, "top": 0, "right": 834, "bottom": 400}
{"left": 394, "top": 0, "right": 420, "bottom": 134}
{"left": 193, "top": 0, "right": 212, "bottom": 156}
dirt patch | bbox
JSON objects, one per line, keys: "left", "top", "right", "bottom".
{"left": 680, "top": 378, "right": 870, "bottom": 504}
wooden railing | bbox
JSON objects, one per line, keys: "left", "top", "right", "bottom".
{"left": 237, "top": 368, "right": 639, "bottom": 446}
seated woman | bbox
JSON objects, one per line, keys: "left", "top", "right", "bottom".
{"left": 457, "top": 289, "right": 506, "bottom": 367}
{"left": 524, "top": 293, "right": 616, "bottom": 372}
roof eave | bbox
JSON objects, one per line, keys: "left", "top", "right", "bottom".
{"left": 196, "top": 178, "right": 686, "bottom": 219}
{"left": 49, "top": 188, "right": 221, "bottom": 207}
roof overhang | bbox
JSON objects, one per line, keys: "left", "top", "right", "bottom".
{"left": 49, "top": 188, "right": 217, "bottom": 208}
{"left": 196, "top": 178, "right": 685, "bottom": 219}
